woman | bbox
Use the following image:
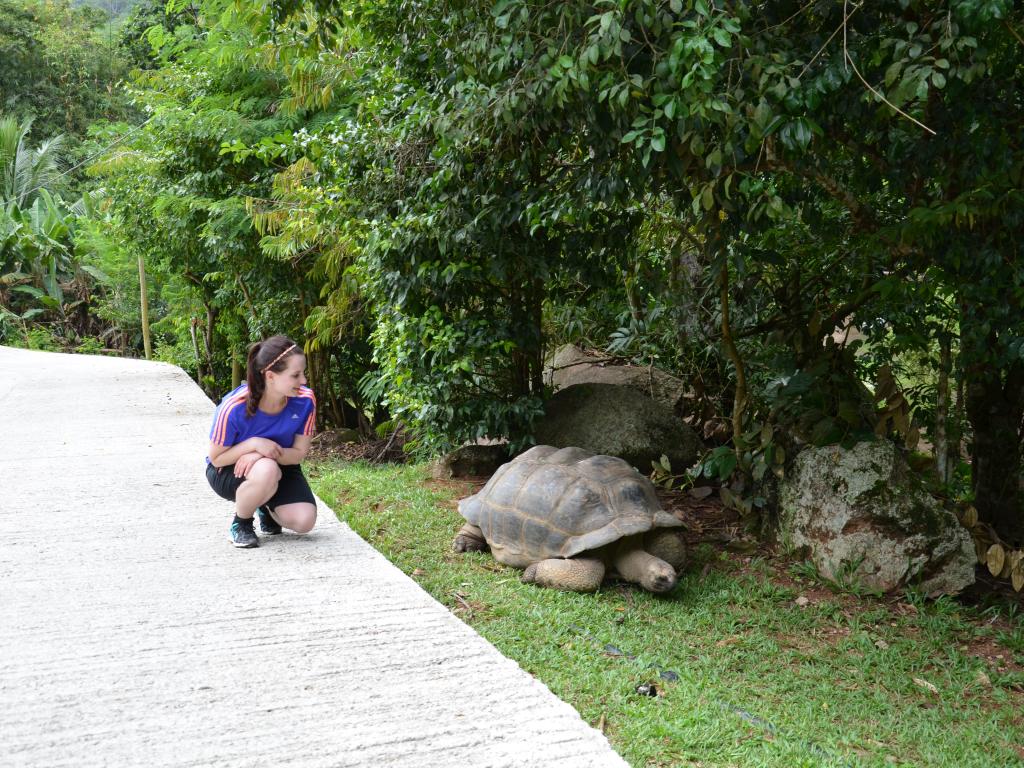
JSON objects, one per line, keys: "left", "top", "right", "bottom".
{"left": 206, "top": 335, "right": 318, "bottom": 548}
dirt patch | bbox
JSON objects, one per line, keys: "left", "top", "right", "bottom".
{"left": 964, "top": 635, "right": 1024, "bottom": 677}
{"left": 768, "top": 565, "right": 844, "bottom": 602}
{"left": 960, "top": 570, "right": 1024, "bottom": 616}
{"left": 307, "top": 428, "right": 410, "bottom": 463}
{"left": 425, "top": 476, "right": 485, "bottom": 497}
{"left": 775, "top": 631, "right": 817, "bottom": 654}
{"left": 450, "top": 590, "right": 489, "bottom": 619}
{"left": 657, "top": 488, "right": 756, "bottom": 550}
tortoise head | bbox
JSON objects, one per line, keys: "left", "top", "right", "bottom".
{"left": 457, "top": 494, "right": 482, "bottom": 524}
{"left": 639, "top": 558, "right": 678, "bottom": 593}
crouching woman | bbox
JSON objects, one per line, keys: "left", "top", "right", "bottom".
{"left": 206, "top": 335, "right": 318, "bottom": 548}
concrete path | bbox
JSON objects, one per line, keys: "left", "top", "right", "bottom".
{"left": 0, "top": 346, "right": 628, "bottom": 767}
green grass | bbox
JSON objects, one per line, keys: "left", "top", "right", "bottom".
{"left": 308, "top": 459, "right": 1024, "bottom": 768}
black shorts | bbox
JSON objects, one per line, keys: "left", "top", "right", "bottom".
{"left": 205, "top": 462, "right": 316, "bottom": 510}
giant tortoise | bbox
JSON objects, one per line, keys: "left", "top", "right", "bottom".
{"left": 452, "top": 445, "right": 686, "bottom": 593}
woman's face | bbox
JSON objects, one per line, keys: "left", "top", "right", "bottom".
{"left": 267, "top": 353, "right": 307, "bottom": 398}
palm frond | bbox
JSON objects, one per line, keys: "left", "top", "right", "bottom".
{"left": 0, "top": 113, "right": 65, "bottom": 207}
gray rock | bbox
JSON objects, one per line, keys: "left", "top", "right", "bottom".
{"left": 546, "top": 344, "right": 691, "bottom": 415}
{"left": 778, "top": 441, "right": 975, "bottom": 595}
{"left": 334, "top": 428, "right": 360, "bottom": 443}
{"left": 432, "top": 444, "right": 511, "bottom": 479}
{"left": 533, "top": 383, "right": 702, "bottom": 473}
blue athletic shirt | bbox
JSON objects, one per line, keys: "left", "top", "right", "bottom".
{"left": 207, "top": 383, "right": 316, "bottom": 464}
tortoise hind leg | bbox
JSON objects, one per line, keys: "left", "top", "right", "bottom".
{"left": 522, "top": 558, "right": 605, "bottom": 592}
{"left": 452, "top": 523, "right": 489, "bottom": 553}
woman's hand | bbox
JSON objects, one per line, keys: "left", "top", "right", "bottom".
{"left": 248, "top": 437, "right": 283, "bottom": 460}
{"left": 275, "top": 434, "right": 313, "bottom": 466}
{"left": 234, "top": 451, "right": 264, "bottom": 478}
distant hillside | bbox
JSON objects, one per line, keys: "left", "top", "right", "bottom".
{"left": 72, "top": 0, "right": 139, "bottom": 20}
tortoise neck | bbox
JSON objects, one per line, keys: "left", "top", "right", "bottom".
{"left": 611, "top": 539, "right": 678, "bottom": 593}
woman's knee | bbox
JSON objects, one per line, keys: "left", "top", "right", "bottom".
{"left": 279, "top": 503, "right": 317, "bottom": 533}
{"left": 292, "top": 509, "right": 317, "bottom": 534}
{"left": 247, "top": 458, "right": 282, "bottom": 486}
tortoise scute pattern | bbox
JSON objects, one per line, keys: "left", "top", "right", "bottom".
{"left": 457, "top": 445, "right": 681, "bottom": 562}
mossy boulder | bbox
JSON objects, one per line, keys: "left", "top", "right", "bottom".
{"left": 432, "top": 444, "right": 511, "bottom": 479}
{"left": 546, "top": 344, "right": 691, "bottom": 415}
{"left": 333, "top": 428, "right": 360, "bottom": 443}
{"left": 778, "top": 441, "right": 975, "bottom": 595}
{"left": 533, "top": 383, "right": 702, "bottom": 473}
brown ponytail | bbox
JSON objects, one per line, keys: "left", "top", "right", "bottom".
{"left": 245, "top": 335, "right": 300, "bottom": 417}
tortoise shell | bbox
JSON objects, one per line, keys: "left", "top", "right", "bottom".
{"left": 457, "top": 445, "right": 681, "bottom": 561}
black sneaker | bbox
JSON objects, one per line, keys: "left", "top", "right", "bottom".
{"left": 257, "top": 505, "right": 282, "bottom": 535}
{"left": 230, "top": 517, "right": 259, "bottom": 548}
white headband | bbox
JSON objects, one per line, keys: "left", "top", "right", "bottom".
{"left": 260, "top": 343, "right": 297, "bottom": 374}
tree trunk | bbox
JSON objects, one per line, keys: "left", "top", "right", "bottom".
{"left": 965, "top": 356, "right": 1024, "bottom": 544}
{"left": 236, "top": 274, "right": 257, "bottom": 319}
{"left": 934, "top": 332, "right": 951, "bottom": 484}
{"left": 954, "top": 367, "right": 966, "bottom": 474}
{"left": 203, "top": 304, "right": 215, "bottom": 373}
{"left": 326, "top": 381, "right": 344, "bottom": 427}
{"left": 622, "top": 263, "right": 642, "bottom": 323}
{"left": 138, "top": 253, "right": 151, "bottom": 360}
{"left": 719, "top": 263, "right": 748, "bottom": 454}
{"left": 189, "top": 319, "right": 202, "bottom": 377}
{"left": 530, "top": 275, "right": 544, "bottom": 394}
{"left": 509, "top": 273, "right": 544, "bottom": 398}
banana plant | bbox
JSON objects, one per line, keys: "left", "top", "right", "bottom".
{"left": 1, "top": 193, "right": 75, "bottom": 318}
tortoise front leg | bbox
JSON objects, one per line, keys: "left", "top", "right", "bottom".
{"left": 452, "top": 523, "right": 489, "bottom": 553}
{"left": 521, "top": 558, "right": 605, "bottom": 592}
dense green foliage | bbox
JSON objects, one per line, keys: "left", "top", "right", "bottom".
{"left": 0, "top": 0, "right": 137, "bottom": 348}
{"left": 2, "top": 0, "right": 1023, "bottom": 542}
{"left": 0, "top": 0, "right": 132, "bottom": 142}
{"left": 251, "top": 0, "right": 1023, "bottom": 538}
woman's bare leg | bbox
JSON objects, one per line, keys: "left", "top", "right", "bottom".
{"left": 270, "top": 502, "right": 317, "bottom": 533}
{"left": 234, "top": 458, "right": 281, "bottom": 518}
